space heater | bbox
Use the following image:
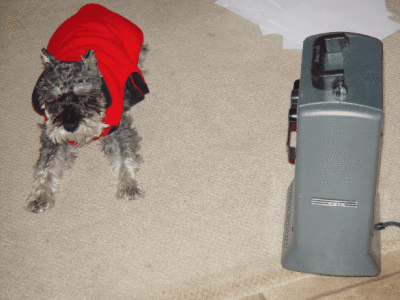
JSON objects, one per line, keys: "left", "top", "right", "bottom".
{"left": 282, "top": 32, "right": 383, "bottom": 276}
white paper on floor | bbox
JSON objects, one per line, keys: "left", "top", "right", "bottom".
{"left": 215, "top": 0, "right": 400, "bottom": 49}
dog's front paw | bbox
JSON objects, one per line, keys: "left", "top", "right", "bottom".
{"left": 26, "top": 193, "right": 54, "bottom": 213}
{"left": 118, "top": 179, "right": 143, "bottom": 200}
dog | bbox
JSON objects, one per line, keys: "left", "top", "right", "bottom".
{"left": 26, "top": 4, "right": 149, "bottom": 213}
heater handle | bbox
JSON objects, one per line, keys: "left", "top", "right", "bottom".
{"left": 286, "top": 80, "right": 299, "bottom": 164}
{"left": 311, "top": 33, "right": 349, "bottom": 90}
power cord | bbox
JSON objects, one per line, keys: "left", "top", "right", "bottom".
{"left": 374, "top": 221, "right": 400, "bottom": 230}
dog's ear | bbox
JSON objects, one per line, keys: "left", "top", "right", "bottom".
{"left": 41, "top": 48, "right": 57, "bottom": 68}
{"left": 82, "top": 50, "right": 100, "bottom": 74}
{"left": 32, "top": 73, "right": 46, "bottom": 116}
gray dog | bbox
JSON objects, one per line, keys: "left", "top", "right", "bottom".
{"left": 26, "top": 4, "right": 149, "bottom": 213}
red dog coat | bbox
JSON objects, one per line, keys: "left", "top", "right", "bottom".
{"left": 33, "top": 4, "right": 149, "bottom": 137}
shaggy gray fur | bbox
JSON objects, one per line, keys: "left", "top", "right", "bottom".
{"left": 26, "top": 48, "right": 146, "bottom": 213}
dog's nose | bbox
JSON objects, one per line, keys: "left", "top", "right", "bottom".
{"left": 64, "top": 122, "right": 79, "bottom": 132}
{"left": 62, "top": 108, "right": 80, "bottom": 132}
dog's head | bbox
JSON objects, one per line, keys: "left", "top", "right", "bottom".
{"left": 33, "top": 49, "right": 109, "bottom": 145}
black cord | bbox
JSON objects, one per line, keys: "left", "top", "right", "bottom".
{"left": 374, "top": 221, "right": 400, "bottom": 230}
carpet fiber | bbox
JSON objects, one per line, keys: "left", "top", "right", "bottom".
{"left": 1, "top": 0, "right": 399, "bottom": 299}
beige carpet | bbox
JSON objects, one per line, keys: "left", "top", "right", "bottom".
{"left": 1, "top": 0, "right": 399, "bottom": 299}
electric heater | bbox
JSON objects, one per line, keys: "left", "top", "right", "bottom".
{"left": 282, "top": 32, "right": 383, "bottom": 276}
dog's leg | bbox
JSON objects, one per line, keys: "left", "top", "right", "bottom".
{"left": 101, "top": 114, "right": 143, "bottom": 200}
{"left": 26, "top": 124, "right": 77, "bottom": 213}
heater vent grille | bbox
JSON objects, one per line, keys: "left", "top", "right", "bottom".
{"left": 311, "top": 198, "right": 358, "bottom": 208}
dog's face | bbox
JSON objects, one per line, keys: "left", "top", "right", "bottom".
{"left": 35, "top": 49, "right": 109, "bottom": 145}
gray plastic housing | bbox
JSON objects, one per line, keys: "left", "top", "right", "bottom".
{"left": 281, "top": 32, "right": 383, "bottom": 277}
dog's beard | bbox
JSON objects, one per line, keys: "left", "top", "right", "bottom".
{"left": 46, "top": 111, "right": 109, "bottom": 145}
